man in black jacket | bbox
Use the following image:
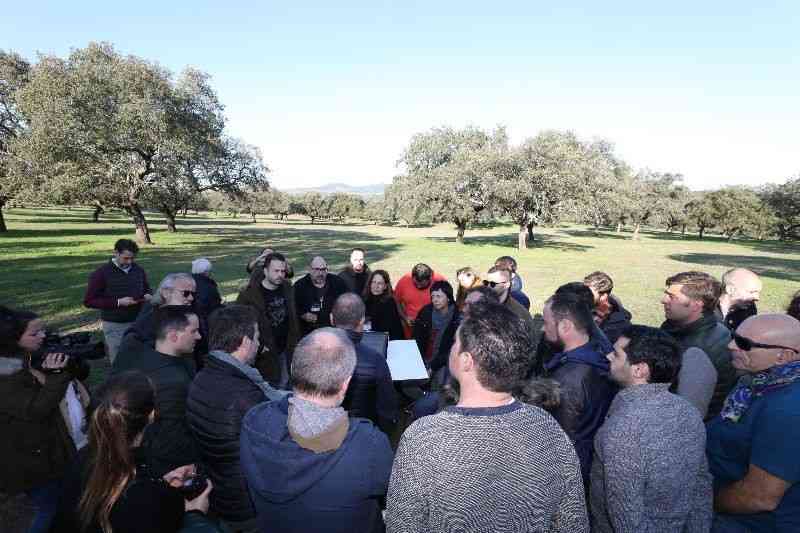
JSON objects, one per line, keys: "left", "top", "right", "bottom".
{"left": 187, "top": 305, "right": 287, "bottom": 533}
{"left": 331, "top": 293, "right": 397, "bottom": 435}
{"left": 294, "top": 256, "right": 348, "bottom": 336}
{"left": 583, "top": 271, "right": 633, "bottom": 344}
{"left": 661, "top": 271, "right": 735, "bottom": 420}
{"left": 338, "top": 248, "right": 371, "bottom": 295}
{"left": 542, "top": 291, "right": 617, "bottom": 486}
{"left": 112, "top": 305, "right": 201, "bottom": 477}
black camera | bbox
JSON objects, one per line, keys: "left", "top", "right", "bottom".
{"left": 30, "top": 331, "right": 105, "bottom": 372}
{"left": 178, "top": 474, "right": 209, "bottom": 500}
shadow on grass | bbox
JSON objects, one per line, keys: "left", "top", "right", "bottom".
{"left": 558, "top": 228, "right": 631, "bottom": 240}
{"left": 425, "top": 232, "right": 593, "bottom": 252}
{"left": 668, "top": 253, "right": 800, "bottom": 282}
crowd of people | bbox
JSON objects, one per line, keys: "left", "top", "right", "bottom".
{"left": 2, "top": 237, "right": 800, "bottom": 533}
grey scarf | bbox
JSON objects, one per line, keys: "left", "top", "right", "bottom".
{"left": 208, "top": 350, "right": 287, "bottom": 401}
{"left": 288, "top": 395, "right": 347, "bottom": 439}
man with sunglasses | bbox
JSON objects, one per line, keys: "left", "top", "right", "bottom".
{"left": 707, "top": 314, "right": 800, "bottom": 532}
{"left": 660, "top": 271, "right": 736, "bottom": 421}
{"left": 294, "top": 256, "right": 348, "bottom": 336}
{"left": 483, "top": 266, "right": 535, "bottom": 334}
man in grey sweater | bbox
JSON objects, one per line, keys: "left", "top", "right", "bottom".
{"left": 387, "top": 300, "right": 589, "bottom": 533}
{"left": 591, "top": 325, "right": 712, "bottom": 532}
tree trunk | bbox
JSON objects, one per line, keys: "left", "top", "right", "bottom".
{"left": 165, "top": 211, "right": 178, "bottom": 233}
{"left": 92, "top": 203, "right": 104, "bottom": 222}
{"left": 698, "top": 226, "right": 705, "bottom": 239}
{"left": 0, "top": 204, "right": 7, "bottom": 232}
{"left": 632, "top": 222, "right": 641, "bottom": 240}
{"left": 251, "top": 211, "right": 257, "bottom": 223}
{"left": 681, "top": 224, "right": 687, "bottom": 235}
{"left": 455, "top": 219, "right": 467, "bottom": 244}
{"left": 527, "top": 222, "right": 535, "bottom": 242}
{"left": 518, "top": 223, "right": 528, "bottom": 250}
{"left": 128, "top": 203, "right": 153, "bottom": 244}
{"left": 616, "top": 222, "right": 622, "bottom": 233}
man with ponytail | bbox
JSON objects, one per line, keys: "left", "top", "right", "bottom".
{"left": 111, "top": 305, "right": 202, "bottom": 477}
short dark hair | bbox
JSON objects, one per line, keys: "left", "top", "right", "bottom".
{"left": 665, "top": 271, "right": 721, "bottom": 312}
{"left": 154, "top": 305, "right": 196, "bottom": 341}
{"left": 430, "top": 280, "right": 455, "bottom": 305}
{"left": 208, "top": 305, "right": 258, "bottom": 353}
{"left": 584, "top": 271, "right": 614, "bottom": 295}
{"left": 263, "top": 252, "right": 286, "bottom": 269}
{"left": 291, "top": 328, "right": 357, "bottom": 397}
{"left": 546, "top": 291, "right": 594, "bottom": 334}
{"left": 788, "top": 290, "right": 800, "bottom": 322}
{"left": 412, "top": 263, "right": 432, "bottom": 281}
{"left": 555, "top": 282, "right": 595, "bottom": 312}
{"left": 114, "top": 239, "right": 139, "bottom": 255}
{"left": 332, "top": 293, "right": 365, "bottom": 330}
{"left": 494, "top": 256, "right": 518, "bottom": 272}
{"left": 456, "top": 300, "right": 534, "bottom": 393}
{"left": 465, "top": 285, "right": 499, "bottom": 303}
{"left": 0, "top": 305, "right": 39, "bottom": 355}
{"left": 620, "top": 325, "right": 682, "bottom": 384}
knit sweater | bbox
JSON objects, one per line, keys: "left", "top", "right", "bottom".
{"left": 386, "top": 401, "right": 589, "bottom": 533}
{"left": 590, "top": 383, "right": 713, "bottom": 533}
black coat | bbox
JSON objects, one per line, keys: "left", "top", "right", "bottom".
{"left": 413, "top": 305, "right": 461, "bottom": 373}
{"left": 597, "top": 296, "right": 633, "bottom": 345}
{"left": 341, "top": 330, "right": 398, "bottom": 435}
{"left": 0, "top": 357, "right": 78, "bottom": 495}
{"left": 338, "top": 266, "right": 371, "bottom": 295}
{"left": 364, "top": 296, "right": 405, "bottom": 340}
{"left": 293, "top": 274, "right": 348, "bottom": 336}
{"left": 112, "top": 343, "right": 199, "bottom": 477}
{"left": 120, "top": 302, "right": 209, "bottom": 368}
{"left": 193, "top": 274, "right": 223, "bottom": 319}
{"left": 187, "top": 354, "right": 267, "bottom": 523}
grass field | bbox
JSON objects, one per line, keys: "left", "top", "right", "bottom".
{"left": 1, "top": 207, "right": 799, "bottom": 333}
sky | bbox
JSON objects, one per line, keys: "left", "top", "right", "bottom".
{"left": 3, "top": 1, "right": 799, "bottom": 190}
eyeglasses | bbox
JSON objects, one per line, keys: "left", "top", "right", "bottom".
{"left": 732, "top": 333, "right": 798, "bottom": 354}
{"left": 482, "top": 280, "right": 508, "bottom": 288}
{"left": 179, "top": 290, "right": 196, "bottom": 298}
{"left": 311, "top": 267, "right": 328, "bottom": 272}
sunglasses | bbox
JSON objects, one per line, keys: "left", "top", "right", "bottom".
{"left": 732, "top": 333, "right": 798, "bottom": 353}
{"left": 482, "top": 280, "right": 507, "bottom": 288}
{"left": 179, "top": 290, "right": 196, "bottom": 298}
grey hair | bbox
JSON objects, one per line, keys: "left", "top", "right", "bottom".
{"left": 331, "top": 293, "right": 365, "bottom": 330}
{"left": 152, "top": 273, "right": 195, "bottom": 305}
{"left": 191, "top": 258, "right": 212, "bottom": 275}
{"left": 290, "top": 328, "right": 356, "bottom": 397}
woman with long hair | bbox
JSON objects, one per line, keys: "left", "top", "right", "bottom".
{"left": 79, "top": 371, "right": 214, "bottom": 533}
{"left": 454, "top": 267, "right": 482, "bottom": 311}
{"left": 362, "top": 269, "right": 405, "bottom": 340}
{"left": 0, "top": 305, "right": 90, "bottom": 533}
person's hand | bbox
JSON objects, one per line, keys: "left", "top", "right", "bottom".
{"left": 185, "top": 479, "right": 213, "bottom": 514}
{"left": 142, "top": 293, "right": 152, "bottom": 301}
{"left": 163, "top": 464, "right": 196, "bottom": 488}
{"left": 301, "top": 312, "right": 318, "bottom": 323}
{"left": 117, "top": 296, "right": 138, "bottom": 307}
{"left": 41, "top": 353, "right": 69, "bottom": 370}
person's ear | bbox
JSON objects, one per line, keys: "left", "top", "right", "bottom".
{"left": 459, "top": 351, "right": 475, "bottom": 373}
{"left": 631, "top": 362, "right": 650, "bottom": 381}
{"left": 330, "top": 314, "right": 335, "bottom": 326}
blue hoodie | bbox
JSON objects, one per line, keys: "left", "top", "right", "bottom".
{"left": 240, "top": 395, "right": 393, "bottom": 533}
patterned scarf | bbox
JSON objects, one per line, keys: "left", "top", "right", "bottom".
{"left": 721, "top": 360, "right": 800, "bottom": 423}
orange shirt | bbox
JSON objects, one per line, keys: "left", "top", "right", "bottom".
{"left": 394, "top": 271, "right": 448, "bottom": 321}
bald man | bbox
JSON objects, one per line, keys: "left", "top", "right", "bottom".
{"left": 707, "top": 314, "right": 800, "bottom": 532}
{"left": 717, "top": 268, "right": 763, "bottom": 332}
{"left": 293, "top": 256, "right": 348, "bottom": 336}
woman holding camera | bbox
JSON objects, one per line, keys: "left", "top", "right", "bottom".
{"left": 78, "top": 371, "right": 216, "bottom": 533}
{"left": 0, "top": 306, "right": 90, "bottom": 533}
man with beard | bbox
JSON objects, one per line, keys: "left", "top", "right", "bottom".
{"left": 541, "top": 291, "right": 617, "bottom": 486}
{"left": 661, "top": 271, "right": 735, "bottom": 420}
{"left": 294, "top": 256, "right": 348, "bottom": 337}
{"left": 338, "top": 248, "right": 371, "bottom": 295}
{"left": 716, "top": 268, "right": 762, "bottom": 332}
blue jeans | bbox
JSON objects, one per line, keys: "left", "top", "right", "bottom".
{"left": 24, "top": 478, "right": 63, "bottom": 533}
{"left": 711, "top": 514, "right": 753, "bottom": 533}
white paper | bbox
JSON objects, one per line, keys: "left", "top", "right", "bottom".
{"left": 386, "top": 340, "right": 429, "bottom": 381}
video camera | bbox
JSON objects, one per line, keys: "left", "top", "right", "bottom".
{"left": 30, "top": 331, "right": 105, "bottom": 373}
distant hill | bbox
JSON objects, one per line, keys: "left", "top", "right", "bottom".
{"left": 283, "top": 182, "right": 387, "bottom": 197}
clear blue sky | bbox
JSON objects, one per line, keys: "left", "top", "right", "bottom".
{"left": 4, "top": 1, "right": 799, "bottom": 189}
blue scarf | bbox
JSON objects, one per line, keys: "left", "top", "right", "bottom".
{"left": 721, "top": 360, "right": 800, "bottom": 423}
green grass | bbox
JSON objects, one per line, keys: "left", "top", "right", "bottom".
{"left": 2, "top": 206, "right": 799, "bottom": 332}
